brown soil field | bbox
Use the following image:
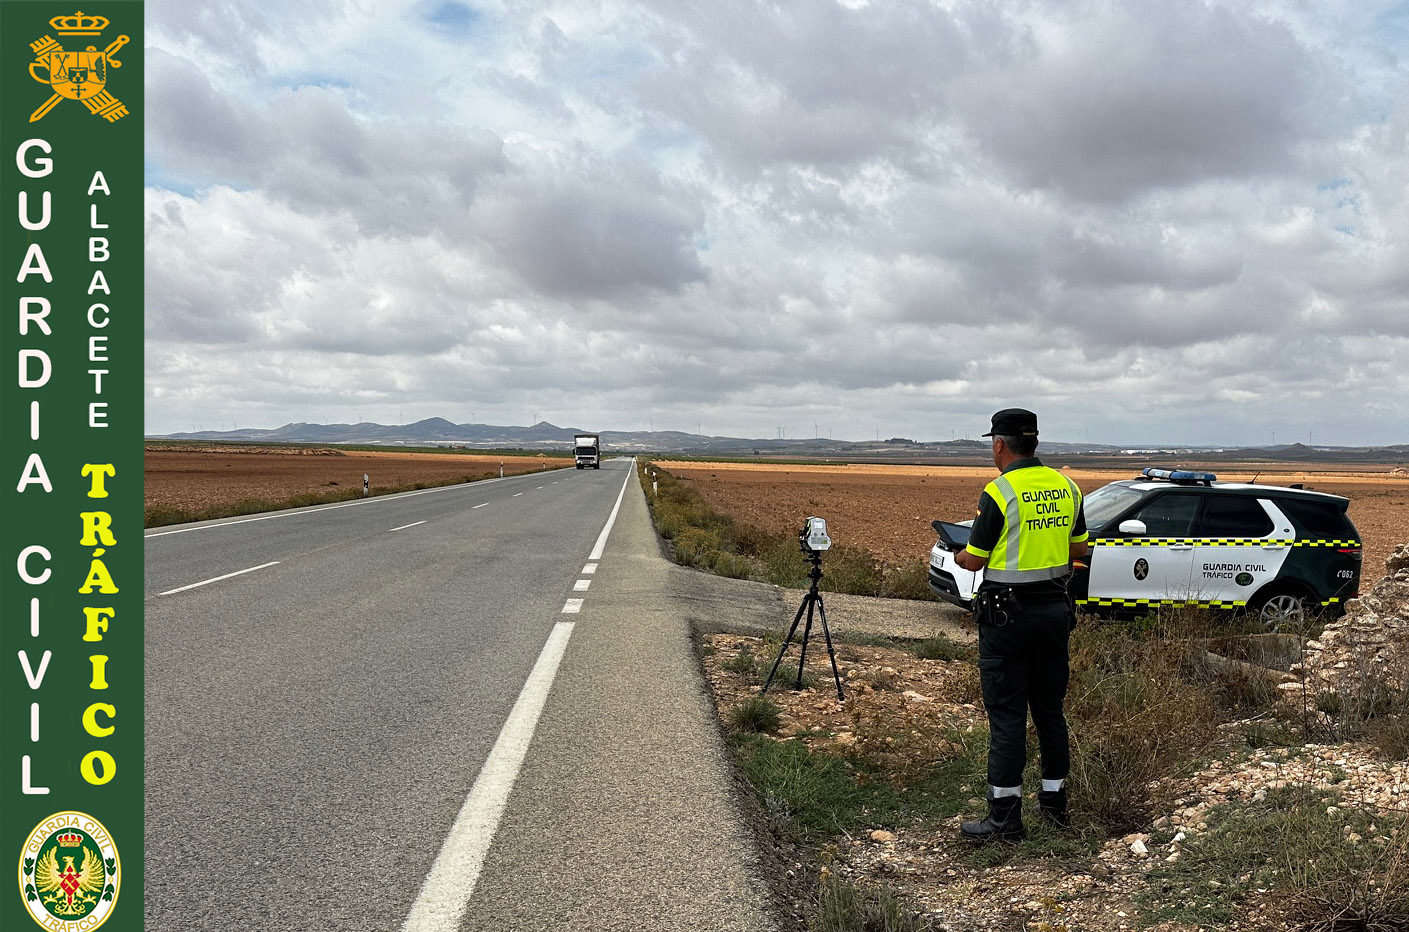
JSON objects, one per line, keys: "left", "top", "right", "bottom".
{"left": 145, "top": 446, "right": 573, "bottom": 512}
{"left": 654, "top": 460, "right": 1409, "bottom": 579}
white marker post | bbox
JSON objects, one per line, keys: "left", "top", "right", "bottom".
{"left": 363, "top": 473, "right": 369, "bottom": 497}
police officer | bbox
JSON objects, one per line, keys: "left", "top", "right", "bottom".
{"left": 954, "top": 408, "right": 1088, "bottom": 841}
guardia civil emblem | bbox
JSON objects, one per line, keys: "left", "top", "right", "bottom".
{"left": 26, "top": 10, "right": 131, "bottom": 123}
{"left": 17, "top": 812, "right": 120, "bottom": 930}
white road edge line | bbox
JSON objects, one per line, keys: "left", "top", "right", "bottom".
{"left": 389, "top": 521, "right": 427, "bottom": 532}
{"left": 401, "top": 460, "right": 634, "bottom": 931}
{"left": 144, "top": 474, "right": 531, "bottom": 538}
{"left": 157, "top": 561, "right": 280, "bottom": 596}
{"left": 400, "top": 621, "right": 576, "bottom": 932}
{"left": 588, "top": 463, "right": 633, "bottom": 561}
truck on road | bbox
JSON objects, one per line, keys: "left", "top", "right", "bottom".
{"left": 573, "top": 433, "right": 601, "bottom": 469}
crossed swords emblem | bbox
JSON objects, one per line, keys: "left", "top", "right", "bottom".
{"left": 28, "top": 32, "right": 131, "bottom": 123}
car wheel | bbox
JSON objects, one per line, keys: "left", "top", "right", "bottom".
{"left": 1249, "top": 587, "right": 1310, "bottom": 632}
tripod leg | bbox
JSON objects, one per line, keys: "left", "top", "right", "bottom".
{"left": 761, "top": 595, "right": 810, "bottom": 694}
{"left": 815, "top": 594, "right": 845, "bottom": 701}
{"left": 796, "top": 593, "right": 817, "bottom": 689}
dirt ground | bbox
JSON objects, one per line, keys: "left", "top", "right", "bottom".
{"left": 654, "top": 461, "right": 1409, "bottom": 580}
{"left": 145, "top": 446, "right": 573, "bottom": 512}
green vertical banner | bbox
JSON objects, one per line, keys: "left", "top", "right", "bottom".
{"left": 2, "top": 2, "right": 143, "bottom": 930}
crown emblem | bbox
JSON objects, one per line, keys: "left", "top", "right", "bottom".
{"left": 25, "top": 9, "right": 130, "bottom": 124}
{"left": 56, "top": 832, "right": 83, "bottom": 847}
{"left": 50, "top": 10, "right": 108, "bottom": 35}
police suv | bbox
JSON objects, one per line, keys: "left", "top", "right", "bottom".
{"left": 928, "top": 468, "right": 1363, "bottom": 628}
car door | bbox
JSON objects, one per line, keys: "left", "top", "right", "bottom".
{"left": 1087, "top": 491, "right": 1200, "bottom": 605}
{"left": 1191, "top": 495, "right": 1287, "bottom": 607}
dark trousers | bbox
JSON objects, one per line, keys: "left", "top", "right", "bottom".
{"left": 977, "top": 598, "right": 1072, "bottom": 788}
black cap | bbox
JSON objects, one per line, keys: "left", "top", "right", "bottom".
{"left": 982, "top": 408, "right": 1038, "bottom": 438}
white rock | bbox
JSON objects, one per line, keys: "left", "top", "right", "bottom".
{"left": 1131, "top": 839, "right": 1149, "bottom": 857}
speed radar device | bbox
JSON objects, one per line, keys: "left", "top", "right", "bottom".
{"left": 762, "top": 517, "right": 844, "bottom": 700}
{"left": 799, "top": 516, "right": 831, "bottom": 552}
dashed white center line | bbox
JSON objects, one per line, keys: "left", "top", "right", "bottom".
{"left": 513, "top": 492, "right": 524, "bottom": 497}
{"left": 536, "top": 486, "right": 544, "bottom": 490}
{"left": 573, "top": 579, "right": 591, "bottom": 591}
{"left": 389, "top": 521, "right": 426, "bottom": 532}
{"left": 561, "top": 598, "right": 584, "bottom": 614}
{"left": 473, "top": 503, "right": 487, "bottom": 509}
{"left": 158, "top": 561, "right": 281, "bottom": 596}
{"left": 582, "top": 563, "right": 598, "bottom": 574}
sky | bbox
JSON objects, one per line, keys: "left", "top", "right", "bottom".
{"left": 144, "top": 0, "right": 1409, "bottom": 447}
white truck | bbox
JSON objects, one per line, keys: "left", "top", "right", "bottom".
{"left": 573, "top": 433, "right": 601, "bottom": 469}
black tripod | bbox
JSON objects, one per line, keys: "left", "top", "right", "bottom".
{"left": 761, "top": 549, "right": 845, "bottom": 701}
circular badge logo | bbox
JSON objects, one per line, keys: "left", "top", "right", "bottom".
{"left": 17, "top": 812, "right": 119, "bottom": 930}
{"left": 1235, "top": 572, "right": 1254, "bottom": 587}
{"left": 1133, "top": 558, "right": 1149, "bottom": 581}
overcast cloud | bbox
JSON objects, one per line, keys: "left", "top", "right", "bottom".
{"left": 145, "top": 0, "right": 1409, "bottom": 446}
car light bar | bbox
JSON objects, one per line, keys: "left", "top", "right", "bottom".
{"left": 1142, "top": 467, "right": 1217, "bottom": 483}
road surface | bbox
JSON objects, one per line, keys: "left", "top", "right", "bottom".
{"left": 144, "top": 459, "right": 774, "bottom": 931}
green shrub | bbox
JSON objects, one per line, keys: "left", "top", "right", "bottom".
{"left": 1066, "top": 624, "right": 1220, "bottom": 831}
{"left": 728, "top": 697, "right": 782, "bottom": 734}
{"left": 1141, "top": 787, "right": 1409, "bottom": 929}
{"left": 908, "top": 635, "right": 971, "bottom": 662}
{"left": 879, "top": 559, "right": 936, "bottom": 601}
{"left": 730, "top": 734, "right": 903, "bottom": 841}
{"left": 723, "top": 646, "right": 760, "bottom": 678}
{"left": 817, "top": 877, "right": 926, "bottom": 932}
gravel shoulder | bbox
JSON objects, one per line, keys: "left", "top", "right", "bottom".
{"left": 666, "top": 559, "right": 973, "bottom": 644}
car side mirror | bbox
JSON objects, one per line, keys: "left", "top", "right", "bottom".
{"left": 1118, "top": 519, "right": 1147, "bottom": 536}
{"left": 931, "top": 520, "right": 944, "bottom": 534}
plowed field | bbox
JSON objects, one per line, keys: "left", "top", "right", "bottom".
{"left": 653, "top": 461, "right": 1409, "bottom": 578}
{"left": 145, "top": 446, "right": 572, "bottom": 513}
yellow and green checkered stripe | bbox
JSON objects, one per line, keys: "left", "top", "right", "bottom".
{"left": 1076, "top": 597, "right": 1247, "bottom": 609}
{"left": 1090, "top": 538, "right": 1360, "bottom": 548}
{"left": 1076, "top": 595, "right": 1348, "bottom": 610}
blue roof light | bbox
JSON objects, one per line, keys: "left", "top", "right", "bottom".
{"left": 1142, "top": 467, "right": 1218, "bottom": 483}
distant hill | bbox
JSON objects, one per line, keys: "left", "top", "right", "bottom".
{"left": 148, "top": 420, "right": 1408, "bottom": 465}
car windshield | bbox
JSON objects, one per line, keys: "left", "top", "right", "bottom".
{"left": 1082, "top": 483, "right": 1145, "bottom": 531}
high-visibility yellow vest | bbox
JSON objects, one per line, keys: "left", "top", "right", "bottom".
{"left": 973, "top": 465, "right": 1086, "bottom": 583}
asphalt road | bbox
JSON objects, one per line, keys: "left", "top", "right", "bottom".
{"left": 144, "top": 459, "right": 774, "bottom": 931}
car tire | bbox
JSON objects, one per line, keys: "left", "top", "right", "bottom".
{"left": 1248, "top": 585, "right": 1313, "bottom": 632}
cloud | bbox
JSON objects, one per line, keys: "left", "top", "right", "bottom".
{"left": 141, "top": 0, "right": 1409, "bottom": 446}
{"left": 951, "top": 0, "right": 1345, "bottom": 202}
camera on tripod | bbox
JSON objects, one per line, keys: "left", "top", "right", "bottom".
{"left": 798, "top": 516, "right": 832, "bottom": 554}
{"left": 763, "top": 516, "right": 844, "bottom": 700}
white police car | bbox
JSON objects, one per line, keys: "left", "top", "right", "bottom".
{"left": 928, "top": 468, "right": 1363, "bottom": 628}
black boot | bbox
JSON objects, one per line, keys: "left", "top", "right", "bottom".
{"left": 1038, "top": 788, "right": 1069, "bottom": 828}
{"left": 960, "top": 794, "right": 1026, "bottom": 842}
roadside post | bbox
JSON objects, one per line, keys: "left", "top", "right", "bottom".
{"left": 363, "top": 473, "right": 369, "bottom": 497}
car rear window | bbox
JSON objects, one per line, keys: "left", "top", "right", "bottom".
{"left": 1197, "top": 496, "right": 1274, "bottom": 537}
{"left": 1273, "top": 498, "right": 1358, "bottom": 538}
